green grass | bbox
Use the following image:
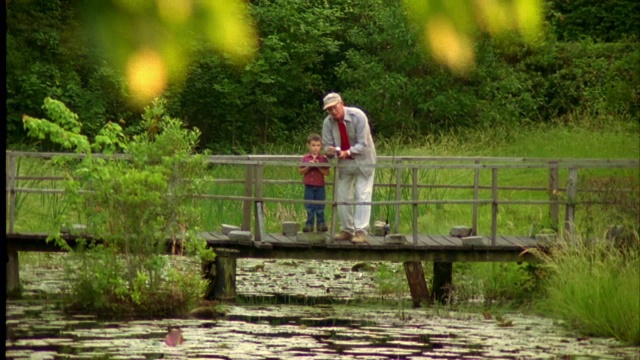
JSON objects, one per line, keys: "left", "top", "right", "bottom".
{"left": 534, "top": 238, "right": 640, "bottom": 345}
{"left": 380, "top": 118, "right": 639, "bottom": 236}
{"left": 387, "top": 115, "right": 639, "bottom": 159}
{"left": 7, "top": 156, "right": 70, "bottom": 234}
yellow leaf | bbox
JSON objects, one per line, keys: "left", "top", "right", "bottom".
{"left": 126, "top": 48, "right": 167, "bottom": 105}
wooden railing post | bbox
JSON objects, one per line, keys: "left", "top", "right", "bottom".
{"left": 6, "top": 152, "right": 20, "bottom": 296}
{"left": 6, "top": 243, "right": 20, "bottom": 297}
{"left": 491, "top": 167, "right": 498, "bottom": 246}
{"left": 210, "top": 248, "right": 238, "bottom": 302}
{"left": 241, "top": 164, "right": 254, "bottom": 231}
{"left": 329, "top": 164, "right": 339, "bottom": 243}
{"left": 254, "top": 163, "right": 265, "bottom": 242}
{"left": 471, "top": 160, "right": 480, "bottom": 236}
{"left": 394, "top": 159, "right": 402, "bottom": 234}
{"left": 412, "top": 167, "right": 418, "bottom": 245}
{"left": 432, "top": 262, "right": 453, "bottom": 304}
{"left": 564, "top": 167, "right": 578, "bottom": 238}
{"left": 548, "top": 161, "right": 559, "bottom": 231}
{"left": 403, "top": 260, "right": 429, "bottom": 307}
{"left": 406, "top": 165, "right": 429, "bottom": 307}
{"left": 7, "top": 152, "right": 17, "bottom": 234}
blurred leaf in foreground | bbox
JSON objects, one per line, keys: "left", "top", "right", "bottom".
{"left": 81, "top": 0, "right": 258, "bottom": 106}
{"left": 404, "top": 0, "right": 543, "bottom": 75}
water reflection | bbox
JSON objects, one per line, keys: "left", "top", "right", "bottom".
{"left": 6, "top": 256, "right": 639, "bottom": 359}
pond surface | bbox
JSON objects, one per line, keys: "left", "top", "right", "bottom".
{"left": 6, "top": 255, "right": 639, "bottom": 359}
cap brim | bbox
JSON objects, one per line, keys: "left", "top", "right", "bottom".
{"left": 323, "top": 100, "right": 339, "bottom": 110}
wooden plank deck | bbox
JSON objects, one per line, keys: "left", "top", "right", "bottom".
{"left": 6, "top": 231, "right": 542, "bottom": 263}
{"left": 199, "top": 232, "right": 542, "bottom": 263}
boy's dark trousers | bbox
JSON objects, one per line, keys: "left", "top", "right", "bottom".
{"left": 304, "top": 185, "right": 326, "bottom": 228}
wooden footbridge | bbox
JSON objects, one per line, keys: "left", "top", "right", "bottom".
{"left": 6, "top": 151, "right": 639, "bottom": 303}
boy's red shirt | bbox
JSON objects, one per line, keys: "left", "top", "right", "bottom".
{"left": 301, "top": 153, "right": 328, "bottom": 186}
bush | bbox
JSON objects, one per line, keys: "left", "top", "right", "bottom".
{"left": 23, "top": 97, "right": 214, "bottom": 318}
{"left": 546, "top": 0, "right": 640, "bottom": 42}
{"left": 64, "top": 246, "right": 206, "bottom": 318}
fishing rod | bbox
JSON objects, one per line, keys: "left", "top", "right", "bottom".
{"left": 383, "top": 137, "right": 399, "bottom": 237}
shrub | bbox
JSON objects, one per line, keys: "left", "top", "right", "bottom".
{"left": 23, "top": 97, "right": 214, "bottom": 318}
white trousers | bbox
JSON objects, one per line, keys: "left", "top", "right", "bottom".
{"left": 335, "top": 164, "right": 375, "bottom": 234}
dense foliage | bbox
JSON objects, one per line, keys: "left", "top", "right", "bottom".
{"left": 7, "top": 0, "right": 639, "bottom": 153}
{"left": 6, "top": 0, "right": 133, "bottom": 148}
{"left": 547, "top": 0, "right": 640, "bottom": 42}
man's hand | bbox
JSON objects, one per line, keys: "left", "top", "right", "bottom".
{"left": 326, "top": 146, "right": 337, "bottom": 157}
{"left": 338, "top": 149, "right": 350, "bottom": 159}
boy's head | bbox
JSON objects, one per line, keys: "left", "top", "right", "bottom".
{"left": 307, "top": 133, "right": 322, "bottom": 154}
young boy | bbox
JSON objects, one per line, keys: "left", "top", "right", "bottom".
{"left": 299, "top": 133, "right": 330, "bottom": 232}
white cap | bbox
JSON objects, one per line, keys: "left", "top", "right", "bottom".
{"left": 323, "top": 93, "right": 342, "bottom": 110}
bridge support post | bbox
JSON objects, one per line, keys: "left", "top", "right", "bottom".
{"left": 6, "top": 244, "right": 21, "bottom": 297}
{"left": 432, "top": 262, "right": 453, "bottom": 304}
{"left": 202, "top": 248, "right": 238, "bottom": 302}
{"left": 403, "top": 261, "right": 430, "bottom": 307}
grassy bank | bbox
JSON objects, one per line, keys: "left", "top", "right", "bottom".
{"left": 534, "top": 238, "right": 640, "bottom": 345}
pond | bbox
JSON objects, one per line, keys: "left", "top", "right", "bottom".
{"left": 6, "top": 255, "right": 639, "bottom": 359}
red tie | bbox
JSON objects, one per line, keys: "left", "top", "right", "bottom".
{"left": 338, "top": 120, "right": 350, "bottom": 151}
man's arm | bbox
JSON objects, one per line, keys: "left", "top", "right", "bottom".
{"left": 322, "top": 118, "right": 338, "bottom": 157}
{"left": 347, "top": 108, "right": 371, "bottom": 156}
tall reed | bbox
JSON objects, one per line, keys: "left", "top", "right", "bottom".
{"left": 534, "top": 236, "right": 640, "bottom": 345}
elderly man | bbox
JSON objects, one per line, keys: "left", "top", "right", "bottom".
{"left": 321, "top": 92, "right": 377, "bottom": 243}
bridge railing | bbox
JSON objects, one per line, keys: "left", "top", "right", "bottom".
{"left": 6, "top": 151, "right": 639, "bottom": 245}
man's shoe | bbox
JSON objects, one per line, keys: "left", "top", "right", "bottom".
{"left": 317, "top": 224, "right": 328, "bottom": 232}
{"left": 352, "top": 230, "right": 367, "bottom": 243}
{"left": 303, "top": 225, "right": 314, "bottom": 233}
{"left": 334, "top": 231, "right": 353, "bottom": 241}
